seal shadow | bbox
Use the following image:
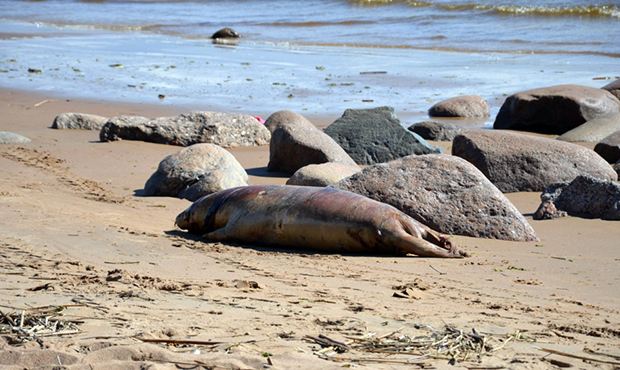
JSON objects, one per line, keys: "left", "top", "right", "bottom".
{"left": 246, "top": 166, "right": 289, "bottom": 179}
{"left": 164, "top": 229, "right": 425, "bottom": 258}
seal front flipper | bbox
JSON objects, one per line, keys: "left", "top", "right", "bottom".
{"left": 396, "top": 233, "right": 465, "bottom": 258}
{"left": 203, "top": 228, "right": 229, "bottom": 242}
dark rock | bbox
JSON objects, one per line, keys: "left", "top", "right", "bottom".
{"left": 428, "top": 95, "right": 489, "bottom": 118}
{"left": 0, "top": 131, "right": 30, "bottom": 144}
{"left": 537, "top": 175, "right": 620, "bottom": 220}
{"left": 144, "top": 143, "right": 247, "bottom": 201}
{"left": 557, "top": 114, "right": 620, "bottom": 142}
{"left": 267, "top": 111, "right": 356, "bottom": 174}
{"left": 594, "top": 130, "right": 620, "bottom": 163}
{"left": 211, "top": 27, "right": 239, "bottom": 39}
{"left": 324, "top": 106, "right": 441, "bottom": 165}
{"left": 51, "top": 112, "right": 108, "bottom": 130}
{"left": 336, "top": 154, "right": 537, "bottom": 241}
{"left": 286, "top": 162, "right": 361, "bottom": 187}
{"left": 493, "top": 84, "right": 620, "bottom": 134}
{"left": 452, "top": 130, "right": 617, "bottom": 192}
{"left": 602, "top": 79, "right": 620, "bottom": 100}
{"left": 407, "top": 121, "right": 462, "bottom": 141}
{"left": 100, "top": 112, "right": 270, "bottom": 147}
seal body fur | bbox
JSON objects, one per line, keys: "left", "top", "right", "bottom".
{"left": 175, "top": 185, "right": 465, "bottom": 257}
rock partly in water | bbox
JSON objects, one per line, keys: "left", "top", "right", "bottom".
{"left": 51, "top": 112, "right": 108, "bottom": 130}
{"left": 493, "top": 84, "right": 620, "bottom": 134}
{"left": 594, "top": 130, "right": 620, "bottom": 163}
{"left": 452, "top": 130, "right": 617, "bottom": 192}
{"left": 286, "top": 162, "right": 361, "bottom": 187}
{"left": 602, "top": 79, "right": 620, "bottom": 100}
{"left": 0, "top": 131, "right": 30, "bottom": 144}
{"left": 100, "top": 112, "right": 270, "bottom": 147}
{"left": 336, "top": 154, "right": 537, "bottom": 241}
{"left": 407, "top": 121, "right": 463, "bottom": 141}
{"left": 143, "top": 143, "right": 247, "bottom": 201}
{"left": 557, "top": 114, "right": 620, "bottom": 143}
{"left": 324, "top": 106, "right": 441, "bottom": 165}
{"left": 211, "top": 27, "right": 239, "bottom": 39}
{"left": 428, "top": 95, "right": 489, "bottom": 118}
{"left": 535, "top": 175, "right": 620, "bottom": 220}
{"left": 267, "top": 110, "right": 356, "bottom": 174}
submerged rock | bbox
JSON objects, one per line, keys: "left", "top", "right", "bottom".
{"left": 267, "top": 110, "right": 356, "bottom": 174}
{"left": 211, "top": 27, "right": 239, "bottom": 39}
{"left": 535, "top": 175, "right": 620, "bottom": 220}
{"left": 452, "top": 130, "right": 617, "bottom": 192}
{"left": 324, "top": 106, "right": 441, "bottom": 165}
{"left": 51, "top": 113, "right": 108, "bottom": 130}
{"left": 493, "top": 84, "right": 620, "bottom": 134}
{"left": 0, "top": 131, "right": 30, "bottom": 144}
{"left": 428, "top": 95, "right": 489, "bottom": 118}
{"left": 100, "top": 112, "right": 270, "bottom": 147}
{"left": 337, "top": 154, "right": 537, "bottom": 241}
{"left": 286, "top": 162, "right": 361, "bottom": 187}
{"left": 144, "top": 143, "right": 247, "bottom": 201}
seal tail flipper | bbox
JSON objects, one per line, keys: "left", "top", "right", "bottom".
{"left": 395, "top": 233, "right": 466, "bottom": 258}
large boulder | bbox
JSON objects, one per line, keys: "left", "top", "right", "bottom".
{"left": 594, "top": 130, "right": 620, "bottom": 163}
{"left": 602, "top": 79, "right": 620, "bottom": 100}
{"left": 0, "top": 131, "right": 30, "bottom": 144}
{"left": 336, "top": 154, "right": 537, "bottom": 241}
{"left": 408, "top": 121, "right": 463, "bottom": 141}
{"left": 100, "top": 112, "right": 270, "bottom": 147}
{"left": 493, "top": 84, "right": 620, "bottom": 134}
{"left": 557, "top": 114, "right": 620, "bottom": 142}
{"left": 267, "top": 111, "right": 356, "bottom": 174}
{"left": 324, "top": 106, "right": 441, "bottom": 165}
{"left": 264, "top": 110, "right": 309, "bottom": 133}
{"left": 428, "top": 95, "right": 489, "bottom": 118}
{"left": 51, "top": 112, "right": 108, "bottom": 130}
{"left": 535, "top": 175, "right": 620, "bottom": 220}
{"left": 452, "top": 130, "right": 617, "bottom": 192}
{"left": 143, "top": 143, "right": 247, "bottom": 201}
{"left": 286, "top": 162, "right": 361, "bottom": 187}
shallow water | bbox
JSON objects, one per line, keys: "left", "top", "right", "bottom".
{"left": 0, "top": 0, "right": 618, "bottom": 123}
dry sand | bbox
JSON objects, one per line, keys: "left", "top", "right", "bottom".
{"left": 0, "top": 89, "right": 619, "bottom": 369}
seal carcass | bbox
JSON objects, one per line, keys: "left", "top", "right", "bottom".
{"left": 175, "top": 185, "right": 466, "bottom": 258}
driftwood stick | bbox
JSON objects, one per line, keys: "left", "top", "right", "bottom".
{"left": 537, "top": 347, "right": 620, "bottom": 366}
{"left": 138, "top": 337, "right": 230, "bottom": 346}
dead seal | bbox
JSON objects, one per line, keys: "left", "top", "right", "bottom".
{"left": 175, "top": 185, "right": 466, "bottom": 258}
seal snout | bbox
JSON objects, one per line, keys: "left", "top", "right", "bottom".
{"left": 175, "top": 209, "right": 190, "bottom": 229}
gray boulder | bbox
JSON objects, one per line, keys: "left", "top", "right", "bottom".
{"left": 144, "top": 143, "right": 247, "bottom": 201}
{"left": 286, "top": 163, "right": 361, "bottom": 187}
{"left": 408, "top": 121, "right": 463, "bottom": 141}
{"left": 613, "top": 161, "right": 620, "bottom": 177}
{"left": 557, "top": 114, "right": 620, "bottom": 142}
{"left": 324, "top": 106, "right": 441, "bottom": 165}
{"left": 594, "top": 130, "right": 620, "bottom": 163}
{"left": 0, "top": 131, "right": 30, "bottom": 144}
{"left": 51, "top": 112, "right": 108, "bottom": 130}
{"left": 336, "top": 154, "right": 537, "bottom": 241}
{"left": 494, "top": 84, "right": 620, "bottom": 134}
{"left": 428, "top": 95, "right": 489, "bottom": 118}
{"left": 264, "top": 110, "right": 310, "bottom": 133}
{"left": 267, "top": 111, "right": 356, "bottom": 174}
{"left": 452, "top": 130, "right": 617, "bottom": 192}
{"left": 602, "top": 79, "right": 620, "bottom": 100}
{"left": 535, "top": 175, "right": 620, "bottom": 220}
{"left": 100, "top": 112, "right": 270, "bottom": 147}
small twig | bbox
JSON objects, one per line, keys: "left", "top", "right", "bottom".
{"left": 137, "top": 337, "right": 259, "bottom": 346}
{"left": 33, "top": 99, "right": 51, "bottom": 108}
{"left": 429, "top": 265, "right": 446, "bottom": 275}
{"left": 537, "top": 347, "right": 620, "bottom": 365}
{"left": 104, "top": 261, "right": 140, "bottom": 265}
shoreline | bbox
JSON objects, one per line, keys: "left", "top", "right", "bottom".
{"left": 1, "top": 87, "right": 619, "bottom": 368}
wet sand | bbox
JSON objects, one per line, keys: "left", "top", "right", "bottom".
{"left": 0, "top": 88, "right": 619, "bottom": 369}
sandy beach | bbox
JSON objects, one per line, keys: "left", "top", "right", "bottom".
{"left": 0, "top": 88, "right": 619, "bottom": 369}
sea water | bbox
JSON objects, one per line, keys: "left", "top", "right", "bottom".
{"left": 0, "top": 0, "right": 618, "bottom": 123}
